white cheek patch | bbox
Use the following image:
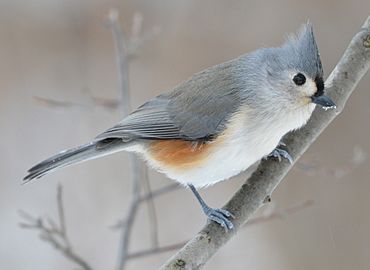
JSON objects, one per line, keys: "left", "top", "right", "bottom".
{"left": 289, "top": 71, "right": 317, "bottom": 97}
{"left": 301, "top": 77, "right": 317, "bottom": 96}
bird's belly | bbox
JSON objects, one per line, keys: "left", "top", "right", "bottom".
{"left": 175, "top": 141, "right": 262, "bottom": 187}
{"left": 143, "top": 131, "right": 280, "bottom": 188}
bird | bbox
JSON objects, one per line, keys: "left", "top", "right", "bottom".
{"left": 24, "top": 23, "right": 335, "bottom": 230}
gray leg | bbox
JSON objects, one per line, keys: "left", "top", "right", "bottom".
{"left": 188, "top": 184, "right": 234, "bottom": 231}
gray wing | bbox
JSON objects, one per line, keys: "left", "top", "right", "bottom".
{"left": 96, "top": 57, "right": 247, "bottom": 141}
{"left": 96, "top": 96, "right": 183, "bottom": 140}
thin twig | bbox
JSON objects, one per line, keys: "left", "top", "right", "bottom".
{"left": 32, "top": 96, "right": 83, "bottom": 109}
{"left": 126, "top": 13, "right": 161, "bottom": 59}
{"left": 57, "top": 185, "right": 66, "bottom": 237}
{"left": 111, "top": 183, "right": 180, "bottom": 230}
{"left": 33, "top": 94, "right": 120, "bottom": 111}
{"left": 138, "top": 183, "right": 180, "bottom": 203}
{"left": 19, "top": 185, "right": 93, "bottom": 270}
{"left": 108, "top": 9, "right": 131, "bottom": 115}
{"left": 116, "top": 156, "right": 142, "bottom": 270}
{"left": 141, "top": 167, "right": 160, "bottom": 248}
{"left": 160, "top": 15, "right": 370, "bottom": 270}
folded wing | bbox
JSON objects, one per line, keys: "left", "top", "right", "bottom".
{"left": 96, "top": 58, "right": 246, "bottom": 142}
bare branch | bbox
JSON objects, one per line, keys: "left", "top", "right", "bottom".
{"left": 106, "top": 10, "right": 139, "bottom": 270}
{"left": 106, "top": 9, "right": 160, "bottom": 270}
{"left": 57, "top": 185, "right": 67, "bottom": 236}
{"left": 28, "top": 10, "right": 164, "bottom": 270}
{"left": 138, "top": 183, "right": 180, "bottom": 203}
{"left": 111, "top": 183, "right": 180, "bottom": 230}
{"left": 160, "top": 15, "right": 370, "bottom": 270}
{"left": 33, "top": 94, "right": 121, "bottom": 111}
{"left": 19, "top": 185, "right": 93, "bottom": 270}
{"left": 32, "top": 96, "right": 82, "bottom": 109}
{"left": 107, "top": 8, "right": 131, "bottom": 115}
{"left": 32, "top": 13, "right": 159, "bottom": 113}
{"left": 141, "top": 167, "right": 160, "bottom": 248}
{"left": 116, "top": 156, "right": 142, "bottom": 270}
{"left": 25, "top": 9, "right": 166, "bottom": 270}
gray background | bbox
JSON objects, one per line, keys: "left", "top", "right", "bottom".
{"left": 1, "top": 0, "right": 370, "bottom": 269}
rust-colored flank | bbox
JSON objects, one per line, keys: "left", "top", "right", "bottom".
{"left": 148, "top": 139, "right": 215, "bottom": 170}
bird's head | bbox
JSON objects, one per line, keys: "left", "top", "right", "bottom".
{"left": 265, "top": 23, "right": 336, "bottom": 110}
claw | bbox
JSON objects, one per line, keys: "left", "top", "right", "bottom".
{"left": 204, "top": 207, "right": 234, "bottom": 231}
{"left": 268, "top": 148, "right": 293, "bottom": 164}
{"left": 278, "top": 141, "right": 286, "bottom": 147}
{"left": 217, "top": 208, "right": 235, "bottom": 219}
{"left": 209, "top": 215, "right": 228, "bottom": 229}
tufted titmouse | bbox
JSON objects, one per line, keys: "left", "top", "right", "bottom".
{"left": 24, "top": 23, "right": 335, "bottom": 230}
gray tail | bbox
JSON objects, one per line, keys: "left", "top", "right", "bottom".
{"left": 24, "top": 138, "right": 128, "bottom": 183}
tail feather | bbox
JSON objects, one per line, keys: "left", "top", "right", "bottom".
{"left": 24, "top": 139, "right": 128, "bottom": 183}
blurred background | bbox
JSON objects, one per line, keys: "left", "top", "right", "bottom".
{"left": 1, "top": 0, "right": 370, "bottom": 269}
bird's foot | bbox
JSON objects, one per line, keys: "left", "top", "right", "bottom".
{"left": 188, "top": 184, "right": 234, "bottom": 231}
{"left": 202, "top": 205, "right": 235, "bottom": 231}
{"left": 268, "top": 148, "right": 293, "bottom": 164}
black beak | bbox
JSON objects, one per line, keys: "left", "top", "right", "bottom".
{"left": 312, "top": 76, "right": 335, "bottom": 110}
{"left": 311, "top": 95, "right": 336, "bottom": 110}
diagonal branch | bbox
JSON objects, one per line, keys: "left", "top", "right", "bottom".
{"left": 160, "top": 15, "right": 370, "bottom": 270}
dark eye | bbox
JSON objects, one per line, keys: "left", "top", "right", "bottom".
{"left": 293, "top": 73, "right": 306, "bottom": 86}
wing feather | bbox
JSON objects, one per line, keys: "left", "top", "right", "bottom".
{"left": 96, "top": 57, "right": 247, "bottom": 142}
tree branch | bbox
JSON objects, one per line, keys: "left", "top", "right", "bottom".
{"left": 106, "top": 10, "right": 141, "bottom": 270}
{"left": 160, "top": 15, "right": 370, "bottom": 270}
{"left": 19, "top": 185, "right": 93, "bottom": 270}
{"left": 23, "top": 11, "right": 165, "bottom": 270}
{"left": 106, "top": 9, "right": 160, "bottom": 270}
{"left": 138, "top": 183, "right": 180, "bottom": 203}
{"left": 141, "top": 167, "right": 160, "bottom": 248}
